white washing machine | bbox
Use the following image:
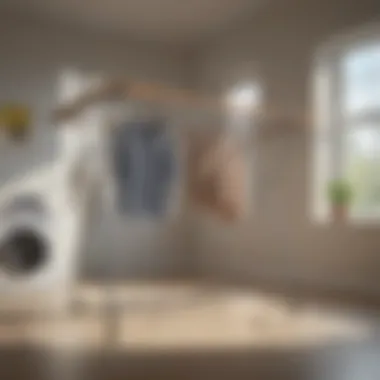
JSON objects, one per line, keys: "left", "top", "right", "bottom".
{"left": 0, "top": 107, "right": 105, "bottom": 315}
{"left": 0, "top": 164, "right": 83, "bottom": 314}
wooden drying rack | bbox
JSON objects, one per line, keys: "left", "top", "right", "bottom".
{"left": 52, "top": 78, "right": 310, "bottom": 136}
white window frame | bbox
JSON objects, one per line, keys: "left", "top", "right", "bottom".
{"left": 312, "top": 23, "right": 380, "bottom": 223}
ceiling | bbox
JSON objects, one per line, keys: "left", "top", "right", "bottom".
{"left": 0, "top": 0, "right": 267, "bottom": 46}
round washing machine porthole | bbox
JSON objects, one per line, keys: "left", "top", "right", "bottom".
{"left": 0, "top": 228, "right": 50, "bottom": 276}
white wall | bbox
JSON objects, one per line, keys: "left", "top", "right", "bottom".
{"left": 194, "top": 0, "right": 380, "bottom": 295}
{"left": 0, "top": 18, "right": 191, "bottom": 280}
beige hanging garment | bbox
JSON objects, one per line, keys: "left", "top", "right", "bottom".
{"left": 188, "top": 131, "right": 247, "bottom": 222}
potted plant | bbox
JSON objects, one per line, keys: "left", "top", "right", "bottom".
{"left": 327, "top": 179, "right": 353, "bottom": 222}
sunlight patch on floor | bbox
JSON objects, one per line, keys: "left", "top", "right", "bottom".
{"left": 0, "top": 283, "right": 373, "bottom": 351}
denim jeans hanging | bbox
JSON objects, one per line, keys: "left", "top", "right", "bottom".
{"left": 110, "top": 121, "right": 176, "bottom": 217}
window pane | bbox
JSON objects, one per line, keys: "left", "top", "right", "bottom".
{"left": 344, "top": 126, "right": 380, "bottom": 215}
{"left": 343, "top": 44, "right": 380, "bottom": 116}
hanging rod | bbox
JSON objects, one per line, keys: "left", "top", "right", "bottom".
{"left": 53, "top": 78, "right": 219, "bottom": 122}
{"left": 52, "top": 77, "right": 310, "bottom": 136}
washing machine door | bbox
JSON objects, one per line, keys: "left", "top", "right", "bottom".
{"left": 0, "top": 228, "right": 50, "bottom": 276}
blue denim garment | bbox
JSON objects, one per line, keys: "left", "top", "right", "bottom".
{"left": 111, "top": 121, "right": 175, "bottom": 216}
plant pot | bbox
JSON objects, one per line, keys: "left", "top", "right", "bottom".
{"left": 331, "top": 204, "right": 348, "bottom": 222}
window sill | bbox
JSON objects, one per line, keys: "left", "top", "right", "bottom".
{"left": 348, "top": 214, "right": 380, "bottom": 225}
{"left": 312, "top": 214, "right": 380, "bottom": 227}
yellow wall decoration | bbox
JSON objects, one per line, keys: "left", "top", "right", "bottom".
{"left": 0, "top": 104, "right": 31, "bottom": 141}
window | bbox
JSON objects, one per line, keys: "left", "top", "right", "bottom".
{"left": 313, "top": 28, "right": 380, "bottom": 221}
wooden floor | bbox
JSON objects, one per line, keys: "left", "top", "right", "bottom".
{"left": 0, "top": 282, "right": 379, "bottom": 379}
